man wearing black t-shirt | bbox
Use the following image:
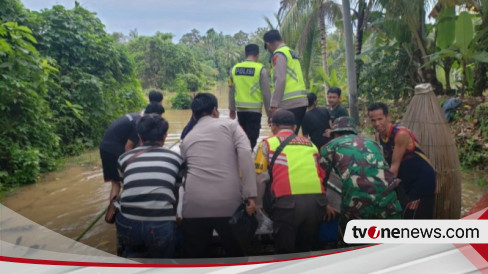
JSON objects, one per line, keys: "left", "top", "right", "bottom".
{"left": 302, "top": 93, "right": 331, "bottom": 149}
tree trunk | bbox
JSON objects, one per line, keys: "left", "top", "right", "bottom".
{"left": 461, "top": 61, "right": 467, "bottom": 98}
{"left": 342, "top": 0, "right": 359, "bottom": 125}
{"left": 319, "top": 9, "right": 329, "bottom": 78}
{"left": 473, "top": 63, "right": 487, "bottom": 97}
{"left": 443, "top": 58, "right": 454, "bottom": 92}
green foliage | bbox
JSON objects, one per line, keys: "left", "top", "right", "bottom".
{"left": 0, "top": 1, "right": 144, "bottom": 189}
{"left": 28, "top": 3, "right": 145, "bottom": 154}
{"left": 457, "top": 135, "right": 488, "bottom": 169}
{"left": 0, "top": 20, "right": 59, "bottom": 187}
{"left": 171, "top": 92, "right": 192, "bottom": 110}
{"left": 474, "top": 103, "right": 488, "bottom": 140}
{"left": 359, "top": 43, "right": 407, "bottom": 102}
{"left": 436, "top": 7, "right": 456, "bottom": 50}
{"left": 127, "top": 34, "right": 201, "bottom": 90}
{"left": 177, "top": 73, "right": 201, "bottom": 92}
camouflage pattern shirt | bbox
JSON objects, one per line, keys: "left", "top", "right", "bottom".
{"left": 320, "top": 134, "right": 402, "bottom": 221}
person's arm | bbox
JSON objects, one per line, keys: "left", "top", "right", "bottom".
{"left": 228, "top": 75, "right": 236, "bottom": 120}
{"left": 302, "top": 114, "right": 311, "bottom": 138}
{"left": 126, "top": 124, "right": 139, "bottom": 151}
{"left": 319, "top": 144, "right": 334, "bottom": 185}
{"left": 124, "top": 139, "right": 135, "bottom": 152}
{"left": 260, "top": 67, "right": 272, "bottom": 118}
{"left": 269, "top": 53, "right": 287, "bottom": 115}
{"left": 390, "top": 131, "right": 411, "bottom": 177}
{"left": 233, "top": 123, "right": 258, "bottom": 215}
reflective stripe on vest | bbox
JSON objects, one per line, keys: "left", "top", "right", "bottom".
{"left": 232, "top": 61, "right": 264, "bottom": 109}
{"left": 266, "top": 135, "right": 324, "bottom": 197}
{"left": 273, "top": 46, "right": 306, "bottom": 101}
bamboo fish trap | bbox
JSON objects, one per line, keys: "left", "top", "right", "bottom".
{"left": 401, "top": 83, "right": 461, "bottom": 219}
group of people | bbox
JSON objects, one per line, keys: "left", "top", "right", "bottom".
{"left": 98, "top": 29, "right": 437, "bottom": 259}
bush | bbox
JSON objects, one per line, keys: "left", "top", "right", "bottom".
{"left": 178, "top": 73, "right": 201, "bottom": 92}
{"left": 171, "top": 92, "right": 192, "bottom": 109}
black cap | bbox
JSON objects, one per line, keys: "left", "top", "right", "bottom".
{"left": 245, "top": 44, "right": 259, "bottom": 56}
{"left": 263, "top": 30, "right": 282, "bottom": 43}
{"left": 271, "top": 109, "right": 296, "bottom": 126}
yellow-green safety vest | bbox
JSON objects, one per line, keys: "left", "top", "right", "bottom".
{"left": 266, "top": 135, "right": 324, "bottom": 197}
{"left": 231, "top": 61, "right": 264, "bottom": 109}
{"left": 272, "top": 46, "right": 307, "bottom": 101}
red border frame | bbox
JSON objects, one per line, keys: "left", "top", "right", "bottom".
{"left": 0, "top": 245, "right": 375, "bottom": 268}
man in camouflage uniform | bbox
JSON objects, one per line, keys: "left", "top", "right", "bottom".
{"left": 320, "top": 117, "right": 402, "bottom": 229}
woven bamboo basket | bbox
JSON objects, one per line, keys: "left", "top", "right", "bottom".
{"left": 401, "top": 83, "right": 461, "bottom": 219}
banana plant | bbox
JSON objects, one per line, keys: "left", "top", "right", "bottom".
{"left": 430, "top": 11, "right": 488, "bottom": 97}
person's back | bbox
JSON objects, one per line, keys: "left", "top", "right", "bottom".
{"left": 259, "top": 109, "right": 327, "bottom": 254}
{"left": 322, "top": 133, "right": 402, "bottom": 220}
{"left": 302, "top": 107, "right": 331, "bottom": 149}
{"left": 182, "top": 116, "right": 249, "bottom": 218}
{"left": 101, "top": 113, "right": 140, "bottom": 154}
{"left": 114, "top": 115, "right": 182, "bottom": 258}
{"left": 179, "top": 93, "right": 257, "bottom": 258}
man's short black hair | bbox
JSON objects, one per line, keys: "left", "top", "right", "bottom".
{"left": 148, "top": 90, "right": 163, "bottom": 103}
{"left": 271, "top": 109, "right": 296, "bottom": 126}
{"left": 191, "top": 93, "right": 218, "bottom": 120}
{"left": 145, "top": 102, "right": 165, "bottom": 115}
{"left": 307, "top": 93, "right": 317, "bottom": 107}
{"left": 137, "top": 114, "right": 169, "bottom": 143}
{"left": 245, "top": 44, "right": 259, "bottom": 57}
{"left": 263, "top": 30, "right": 282, "bottom": 43}
{"left": 367, "top": 102, "right": 389, "bottom": 116}
{"left": 327, "top": 87, "right": 342, "bottom": 97}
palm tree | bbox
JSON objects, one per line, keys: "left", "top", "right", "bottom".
{"left": 278, "top": 0, "right": 342, "bottom": 85}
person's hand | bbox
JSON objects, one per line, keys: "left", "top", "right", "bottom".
{"left": 269, "top": 107, "right": 277, "bottom": 117}
{"left": 323, "top": 129, "right": 332, "bottom": 138}
{"left": 325, "top": 205, "right": 339, "bottom": 221}
{"left": 229, "top": 110, "right": 236, "bottom": 120}
{"left": 246, "top": 198, "right": 257, "bottom": 216}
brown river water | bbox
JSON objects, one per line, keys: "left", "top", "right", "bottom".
{"left": 2, "top": 84, "right": 487, "bottom": 254}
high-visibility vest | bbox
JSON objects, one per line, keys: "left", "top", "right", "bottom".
{"left": 272, "top": 46, "right": 307, "bottom": 101}
{"left": 265, "top": 134, "right": 325, "bottom": 198}
{"left": 231, "top": 61, "right": 264, "bottom": 109}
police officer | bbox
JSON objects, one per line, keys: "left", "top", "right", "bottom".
{"left": 263, "top": 30, "right": 308, "bottom": 134}
{"left": 256, "top": 109, "right": 327, "bottom": 254}
{"left": 229, "top": 44, "right": 271, "bottom": 150}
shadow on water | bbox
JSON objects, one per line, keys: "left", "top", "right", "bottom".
{"left": 1, "top": 84, "right": 486, "bottom": 255}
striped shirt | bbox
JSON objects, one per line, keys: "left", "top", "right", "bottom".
{"left": 115, "top": 145, "right": 183, "bottom": 221}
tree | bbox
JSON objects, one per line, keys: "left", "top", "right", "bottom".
{"left": 279, "top": 0, "right": 342, "bottom": 85}
{"left": 342, "top": 0, "right": 360, "bottom": 124}
{"left": 379, "top": 0, "right": 444, "bottom": 94}
{"left": 180, "top": 28, "right": 201, "bottom": 46}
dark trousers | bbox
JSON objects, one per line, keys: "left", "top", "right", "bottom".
{"left": 237, "top": 111, "right": 262, "bottom": 150}
{"left": 287, "top": 106, "right": 307, "bottom": 134}
{"left": 181, "top": 217, "right": 243, "bottom": 258}
{"left": 272, "top": 194, "right": 327, "bottom": 254}
{"left": 115, "top": 213, "right": 176, "bottom": 258}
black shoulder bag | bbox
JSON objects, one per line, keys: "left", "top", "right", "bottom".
{"left": 262, "top": 133, "right": 296, "bottom": 217}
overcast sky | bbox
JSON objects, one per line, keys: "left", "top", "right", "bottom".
{"left": 21, "top": 0, "right": 280, "bottom": 41}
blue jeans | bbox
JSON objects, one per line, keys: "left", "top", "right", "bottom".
{"left": 115, "top": 213, "right": 176, "bottom": 258}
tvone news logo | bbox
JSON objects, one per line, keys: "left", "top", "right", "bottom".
{"left": 345, "top": 220, "right": 487, "bottom": 244}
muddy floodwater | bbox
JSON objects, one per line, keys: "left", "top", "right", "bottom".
{"left": 2, "top": 85, "right": 487, "bottom": 255}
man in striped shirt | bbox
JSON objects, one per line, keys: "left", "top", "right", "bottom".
{"left": 115, "top": 114, "right": 183, "bottom": 258}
